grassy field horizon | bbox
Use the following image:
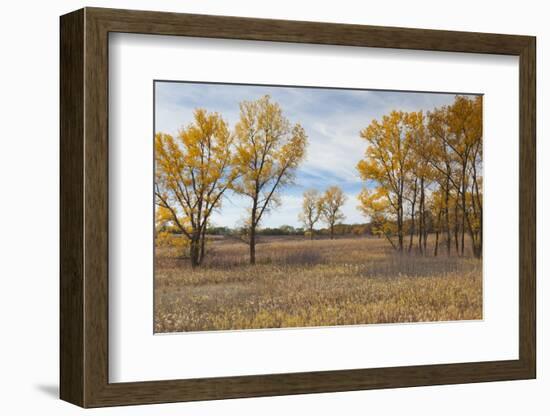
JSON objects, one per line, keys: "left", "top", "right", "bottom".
{"left": 154, "top": 235, "right": 482, "bottom": 333}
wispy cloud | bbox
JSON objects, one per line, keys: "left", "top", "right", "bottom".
{"left": 155, "top": 81, "right": 464, "bottom": 228}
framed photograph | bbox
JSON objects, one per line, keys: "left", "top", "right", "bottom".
{"left": 60, "top": 7, "right": 536, "bottom": 407}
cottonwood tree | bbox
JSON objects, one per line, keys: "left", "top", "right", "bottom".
{"left": 406, "top": 111, "right": 433, "bottom": 254}
{"left": 469, "top": 119, "right": 483, "bottom": 258}
{"left": 427, "top": 96, "right": 482, "bottom": 257}
{"left": 426, "top": 106, "right": 455, "bottom": 256}
{"left": 233, "top": 95, "right": 307, "bottom": 264}
{"left": 154, "top": 109, "right": 239, "bottom": 267}
{"left": 443, "top": 97, "right": 472, "bottom": 256}
{"left": 298, "top": 189, "right": 323, "bottom": 240}
{"left": 320, "top": 186, "right": 347, "bottom": 239}
{"left": 357, "top": 96, "right": 482, "bottom": 258}
{"left": 449, "top": 95, "right": 482, "bottom": 257}
{"left": 357, "top": 111, "right": 416, "bottom": 251}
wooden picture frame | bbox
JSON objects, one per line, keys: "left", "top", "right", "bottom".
{"left": 60, "top": 7, "right": 536, "bottom": 408}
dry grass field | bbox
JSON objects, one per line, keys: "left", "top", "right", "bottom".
{"left": 154, "top": 236, "right": 482, "bottom": 332}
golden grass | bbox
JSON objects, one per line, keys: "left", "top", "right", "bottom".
{"left": 154, "top": 236, "right": 482, "bottom": 332}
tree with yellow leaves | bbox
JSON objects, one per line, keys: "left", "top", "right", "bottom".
{"left": 298, "top": 189, "right": 323, "bottom": 240}
{"left": 357, "top": 96, "right": 482, "bottom": 258}
{"left": 427, "top": 96, "right": 482, "bottom": 257}
{"left": 154, "top": 109, "right": 239, "bottom": 267}
{"left": 405, "top": 111, "right": 433, "bottom": 254}
{"left": 233, "top": 95, "right": 307, "bottom": 264}
{"left": 357, "top": 111, "right": 415, "bottom": 251}
{"left": 320, "top": 186, "right": 347, "bottom": 240}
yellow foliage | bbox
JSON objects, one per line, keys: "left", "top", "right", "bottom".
{"left": 356, "top": 95, "right": 482, "bottom": 255}
{"left": 320, "top": 186, "right": 347, "bottom": 233}
{"left": 233, "top": 95, "right": 307, "bottom": 232}
{"left": 155, "top": 109, "right": 239, "bottom": 265}
{"left": 155, "top": 231, "right": 190, "bottom": 259}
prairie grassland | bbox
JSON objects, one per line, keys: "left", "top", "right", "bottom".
{"left": 154, "top": 236, "right": 482, "bottom": 332}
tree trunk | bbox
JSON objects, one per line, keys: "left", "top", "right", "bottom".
{"left": 330, "top": 223, "right": 334, "bottom": 240}
{"left": 464, "top": 201, "right": 482, "bottom": 259}
{"left": 198, "top": 225, "right": 207, "bottom": 265}
{"left": 418, "top": 177, "right": 424, "bottom": 255}
{"left": 472, "top": 156, "right": 483, "bottom": 259}
{"left": 249, "top": 225, "right": 256, "bottom": 265}
{"left": 408, "top": 212, "right": 415, "bottom": 253}
{"left": 189, "top": 236, "right": 200, "bottom": 268}
{"left": 434, "top": 209, "right": 442, "bottom": 257}
{"left": 454, "top": 202, "right": 459, "bottom": 255}
{"left": 471, "top": 231, "right": 479, "bottom": 258}
{"left": 417, "top": 219, "right": 423, "bottom": 255}
{"left": 408, "top": 179, "right": 417, "bottom": 253}
{"left": 444, "top": 179, "right": 451, "bottom": 256}
{"left": 477, "top": 213, "right": 483, "bottom": 258}
{"left": 460, "top": 162, "right": 467, "bottom": 257}
{"left": 476, "top": 204, "right": 483, "bottom": 258}
{"left": 249, "top": 201, "right": 258, "bottom": 265}
{"left": 397, "top": 195, "right": 404, "bottom": 252}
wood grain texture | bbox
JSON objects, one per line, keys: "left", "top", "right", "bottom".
{"left": 59, "top": 7, "right": 537, "bottom": 408}
{"left": 88, "top": 7, "right": 532, "bottom": 55}
{"left": 83, "top": 10, "right": 110, "bottom": 406}
{"left": 518, "top": 38, "right": 537, "bottom": 375}
{"left": 59, "top": 8, "right": 84, "bottom": 407}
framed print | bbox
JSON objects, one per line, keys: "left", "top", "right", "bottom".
{"left": 60, "top": 7, "right": 536, "bottom": 407}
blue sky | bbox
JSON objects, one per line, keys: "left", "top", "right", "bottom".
{"left": 155, "top": 81, "right": 465, "bottom": 229}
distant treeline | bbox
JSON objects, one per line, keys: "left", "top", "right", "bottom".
{"left": 161, "top": 223, "right": 372, "bottom": 237}
{"left": 159, "top": 217, "right": 438, "bottom": 239}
